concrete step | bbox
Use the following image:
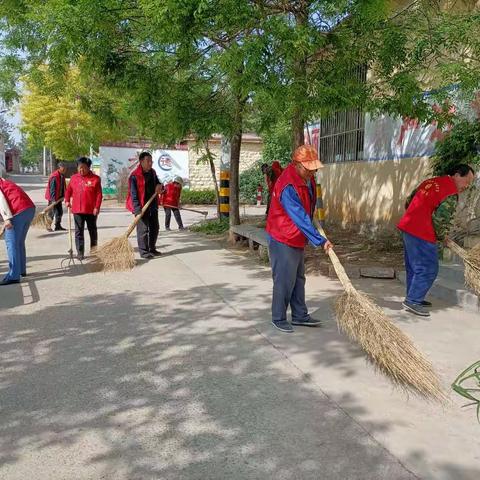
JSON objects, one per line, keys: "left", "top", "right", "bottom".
{"left": 397, "top": 271, "right": 480, "bottom": 313}
{"left": 437, "top": 263, "right": 465, "bottom": 284}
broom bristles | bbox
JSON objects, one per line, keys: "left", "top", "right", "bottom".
{"left": 31, "top": 212, "right": 52, "bottom": 229}
{"left": 335, "top": 290, "right": 447, "bottom": 402}
{"left": 448, "top": 240, "right": 480, "bottom": 296}
{"left": 94, "top": 235, "right": 135, "bottom": 272}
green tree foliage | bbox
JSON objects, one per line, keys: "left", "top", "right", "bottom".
{"left": 0, "top": 112, "right": 14, "bottom": 148}
{"left": 20, "top": 67, "right": 130, "bottom": 161}
{"left": 431, "top": 120, "right": 480, "bottom": 176}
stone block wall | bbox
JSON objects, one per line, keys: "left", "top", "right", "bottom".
{"left": 187, "top": 139, "right": 263, "bottom": 190}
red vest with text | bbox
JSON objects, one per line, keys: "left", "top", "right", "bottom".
{"left": 125, "top": 165, "right": 160, "bottom": 213}
{"left": 0, "top": 178, "right": 35, "bottom": 216}
{"left": 45, "top": 169, "right": 66, "bottom": 201}
{"left": 266, "top": 163, "right": 316, "bottom": 248}
{"left": 161, "top": 182, "right": 182, "bottom": 208}
{"left": 397, "top": 176, "right": 458, "bottom": 243}
{"left": 64, "top": 172, "right": 102, "bottom": 214}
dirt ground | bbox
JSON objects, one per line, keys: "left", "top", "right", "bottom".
{"left": 222, "top": 215, "right": 405, "bottom": 275}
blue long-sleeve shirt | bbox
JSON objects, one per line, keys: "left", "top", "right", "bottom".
{"left": 280, "top": 184, "right": 327, "bottom": 247}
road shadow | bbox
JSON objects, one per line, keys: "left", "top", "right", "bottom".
{"left": 0, "top": 291, "right": 421, "bottom": 480}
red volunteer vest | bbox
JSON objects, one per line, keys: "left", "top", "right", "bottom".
{"left": 0, "top": 178, "right": 35, "bottom": 216}
{"left": 266, "top": 163, "right": 316, "bottom": 248}
{"left": 162, "top": 182, "right": 182, "bottom": 208}
{"left": 45, "top": 170, "right": 66, "bottom": 201}
{"left": 125, "top": 165, "right": 160, "bottom": 213}
{"left": 397, "top": 176, "right": 458, "bottom": 243}
{"left": 64, "top": 172, "right": 102, "bottom": 214}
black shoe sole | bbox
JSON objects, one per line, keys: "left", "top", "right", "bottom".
{"left": 271, "top": 321, "right": 294, "bottom": 333}
{"left": 291, "top": 320, "right": 322, "bottom": 327}
{"left": 402, "top": 302, "right": 430, "bottom": 317}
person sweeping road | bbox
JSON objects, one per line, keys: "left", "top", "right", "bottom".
{"left": 162, "top": 177, "right": 184, "bottom": 231}
{"left": 126, "top": 151, "right": 163, "bottom": 259}
{"left": 65, "top": 157, "right": 103, "bottom": 261}
{"left": 45, "top": 162, "right": 67, "bottom": 231}
{"left": 397, "top": 164, "right": 475, "bottom": 317}
{"left": 266, "top": 145, "right": 332, "bottom": 333}
{"left": 0, "top": 178, "right": 36, "bottom": 285}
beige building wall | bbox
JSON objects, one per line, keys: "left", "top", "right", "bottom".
{"left": 187, "top": 136, "right": 263, "bottom": 190}
{"left": 318, "top": 157, "right": 432, "bottom": 227}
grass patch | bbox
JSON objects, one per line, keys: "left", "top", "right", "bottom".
{"left": 190, "top": 218, "right": 230, "bottom": 235}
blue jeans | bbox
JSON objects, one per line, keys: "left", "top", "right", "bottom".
{"left": 403, "top": 232, "right": 439, "bottom": 305}
{"left": 3, "top": 207, "right": 35, "bottom": 281}
{"left": 268, "top": 237, "right": 309, "bottom": 323}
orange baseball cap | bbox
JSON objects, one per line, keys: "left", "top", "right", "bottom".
{"left": 292, "top": 145, "right": 323, "bottom": 171}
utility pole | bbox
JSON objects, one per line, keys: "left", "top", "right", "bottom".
{"left": 43, "top": 146, "right": 47, "bottom": 176}
{"left": 219, "top": 137, "right": 230, "bottom": 218}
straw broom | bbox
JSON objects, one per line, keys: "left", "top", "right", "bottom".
{"left": 94, "top": 192, "right": 159, "bottom": 272}
{"left": 31, "top": 198, "right": 64, "bottom": 229}
{"left": 316, "top": 222, "right": 446, "bottom": 402}
{"left": 446, "top": 239, "right": 480, "bottom": 296}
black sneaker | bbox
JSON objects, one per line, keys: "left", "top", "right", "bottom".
{"left": 271, "top": 320, "right": 294, "bottom": 333}
{"left": 402, "top": 301, "right": 430, "bottom": 317}
{"left": 165, "top": 227, "right": 171, "bottom": 231}
{"left": 291, "top": 317, "right": 322, "bottom": 327}
{"left": 54, "top": 226, "right": 67, "bottom": 231}
{"left": 421, "top": 300, "right": 432, "bottom": 307}
{"left": 77, "top": 253, "right": 85, "bottom": 261}
{"left": 149, "top": 250, "right": 162, "bottom": 256}
{"left": 0, "top": 279, "right": 20, "bottom": 286}
{"left": 140, "top": 252, "right": 154, "bottom": 259}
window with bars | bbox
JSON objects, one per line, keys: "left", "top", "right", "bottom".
{"left": 318, "top": 108, "right": 365, "bottom": 164}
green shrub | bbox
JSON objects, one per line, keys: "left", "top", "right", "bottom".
{"left": 239, "top": 161, "right": 265, "bottom": 204}
{"left": 181, "top": 189, "right": 217, "bottom": 205}
{"left": 190, "top": 218, "right": 229, "bottom": 235}
{"left": 431, "top": 120, "right": 480, "bottom": 175}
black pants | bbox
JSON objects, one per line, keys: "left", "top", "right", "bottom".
{"left": 136, "top": 208, "right": 159, "bottom": 255}
{"left": 164, "top": 207, "right": 184, "bottom": 229}
{"left": 73, "top": 214, "right": 98, "bottom": 255}
{"left": 48, "top": 201, "right": 63, "bottom": 228}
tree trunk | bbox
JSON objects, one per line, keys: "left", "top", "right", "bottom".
{"left": 292, "top": 6, "right": 308, "bottom": 150}
{"left": 229, "top": 126, "right": 242, "bottom": 232}
{"left": 205, "top": 142, "right": 221, "bottom": 217}
{"left": 292, "top": 107, "right": 305, "bottom": 149}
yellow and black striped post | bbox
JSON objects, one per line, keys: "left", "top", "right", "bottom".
{"left": 316, "top": 184, "right": 325, "bottom": 227}
{"left": 219, "top": 171, "right": 230, "bottom": 218}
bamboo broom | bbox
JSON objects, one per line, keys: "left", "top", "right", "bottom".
{"left": 94, "top": 192, "right": 159, "bottom": 272}
{"left": 31, "top": 198, "right": 64, "bottom": 229}
{"left": 446, "top": 239, "right": 480, "bottom": 296}
{"left": 315, "top": 221, "right": 446, "bottom": 402}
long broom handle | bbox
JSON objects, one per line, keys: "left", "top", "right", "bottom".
{"left": 162, "top": 203, "right": 208, "bottom": 216}
{"left": 313, "top": 219, "right": 356, "bottom": 293}
{"left": 40, "top": 197, "right": 64, "bottom": 214}
{"left": 125, "top": 192, "right": 159, "bottom": 238}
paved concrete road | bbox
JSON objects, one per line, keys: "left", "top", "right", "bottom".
{"left": 0, "top": 175, "right": 479, "bottom": 480}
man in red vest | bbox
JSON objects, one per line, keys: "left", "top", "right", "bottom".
{"left": 0, "top": 178, "right": 36, "bottom": 285}
{"left": 65, "top": 157, "right": 103, "bottom": 260}
{"left": 266, "top": 145, "right": 333, "bottom": 333}
{"left": 126, "top": 152, "right": 163, "bottom": 258}
{"left": 162, "top": 177, "right": 184, "bottom": 231}
{"left": 261, "top": 160, "right": 283, "bottom": 215}
{"left": 45, "top": 162, "right": 67, "bottom": 231}
{"left": 397, "top": 164, "right": 475, "bottom": 316}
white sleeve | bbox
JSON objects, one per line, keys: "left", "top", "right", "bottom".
{"left": 0, "top": 190, "right": 13, "bottom": 221}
